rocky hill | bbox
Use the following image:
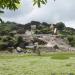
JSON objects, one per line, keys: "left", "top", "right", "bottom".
{"left": 0, "top": 20, "right": 75, "bottom": 50}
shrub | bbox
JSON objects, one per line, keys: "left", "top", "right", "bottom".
{"left": 0, "top": 43, "right": 8, "bottom": 50}
{"left": 67, "top": 36, "right": 75, "bottom": 47}
{"left": 2, "top": 36, "right": 12, "bottom": 42}
{"left": 2, "top": 38, "right": 7, "bottom": 42}
{"left": 53, "top": 45, "right": 59, "bottom": 49}
{"left": 0, "top": 37, "right": 2, "bottom": 40}
{"left": 56, "top": 22, "right": 65, "bottom": 30}
{"left": 68, "top": 36, "right": 73, "bottom": 42}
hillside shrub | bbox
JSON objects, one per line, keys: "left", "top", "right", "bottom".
{"left": 67, "top": 36, "right": 75, "bottom": 47}
{"left": 0, "top": 43, "right": 8, "bottom": 50}
{"left": 53, "top": 45, "right": 59, "bottom": 49}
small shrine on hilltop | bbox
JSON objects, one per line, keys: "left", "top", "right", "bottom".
{"left": 50, "top": 24, "right": 58, "bottom": 35}
{"left": 31, "top": 25, "right": 36, "bottom": 30}
{"left": 31, "top": 25, "right": 36, "bottom": 37}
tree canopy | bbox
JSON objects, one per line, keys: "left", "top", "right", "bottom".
{"left": 0, "top": 0, "right": 55, "bottom": 11}
{"left": 33, "top": 0, "right": 47, "bottom": 7}
{"left": 33, "top": 0, "right": 55, "bottom": 7}
{"left": 56, "top": 22, "right": 66, "bottom": 30}
{"left": 0, "top": 0, "right": 48, "bottom": 13}
{"left": 0, "top": 0, "right": 20, "bottom": 10}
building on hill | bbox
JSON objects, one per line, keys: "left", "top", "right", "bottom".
{"left": 54, "top": 28, "right": 58, "bottom": 35}
{"left": 31, "top": 25, "right": 36, "bottom": 30}
{"left": 50, "top": 24, "right": 54, "bottom": 34}
{"left": 50, "top": 24, "right": 59, "bottom": 35}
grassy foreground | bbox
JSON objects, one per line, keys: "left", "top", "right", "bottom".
{"left": 0, "top": 52, "right": 75, "bottom": 75}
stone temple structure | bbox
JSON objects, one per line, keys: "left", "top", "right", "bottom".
{"left": 50, "top": 24, "right": 58, "bottom": 35}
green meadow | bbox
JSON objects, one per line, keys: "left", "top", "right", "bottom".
{"left": 0, "top": 52, "right": 75, "bottom": 75}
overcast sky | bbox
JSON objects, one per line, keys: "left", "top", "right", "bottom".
{"left": 1, "top": 0, "right": 75, "bottom": 28}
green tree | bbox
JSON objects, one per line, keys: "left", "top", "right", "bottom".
{"left": 0, "top": 0, "right": 20, "bottom": 22}
{"left": 33, "top": 0, "right": 47, "bottom": 7}
{"left": 0, "top": 0, "right": 20, "bottom": 11}
{"left": 0, "top": 0, "right": 55, "bottom": 11}
{"left": 56, "top": 22, "right": 66, "bottom": 30}
{"left": 0, "top": 0, "right": 55, "bottom": 21}
{"left": 33, "top": 0, "right": 55, "bottom": 7}
{"left": 67, "top": 36, "right": 75, "bottom": 47}
{"left": 17, "top": 36, "right": 23, "bottom": 44}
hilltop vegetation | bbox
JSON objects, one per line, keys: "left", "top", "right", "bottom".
{"left": 0, "top": 20, "right": 75, "bottom": 52}
{"left": 0, "top": 20, "right": 75, "bottom": 36}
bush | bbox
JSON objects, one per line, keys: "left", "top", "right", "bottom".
{"left": 53, "top": 45, "right": 59, "bottom": 49}
{"left": 0, "top": 37, "right": 2, "bottom": 40}
{"left": 67, "top": 36, "right": 75, "bottom": 47}
{"left": 2, "top": 36, "right": 12, "bottom": 42}
{"left": 2, "top": 38, "right": 8, "bottom": 42}
{"left": 9, "top": 33, "right": 14, "bottom": 37}
{"left": 0, "top": 43, "right": 8, "bottom": 50}
{"left": 56, "top": 22, "right": 65, "bottom": 30}
{"left": 68, "top": 36, "right": 73, "bottom": 42}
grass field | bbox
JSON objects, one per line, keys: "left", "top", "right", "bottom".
{"left": 0, "top": 52, "right": 75, "bottom": 75}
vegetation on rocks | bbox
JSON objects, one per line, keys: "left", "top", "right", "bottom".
{"left": 68, "top": 36, "right": 75, "bottom": 47}
{"left": 0, "top": 20, "right": 75, "bottom": 51}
